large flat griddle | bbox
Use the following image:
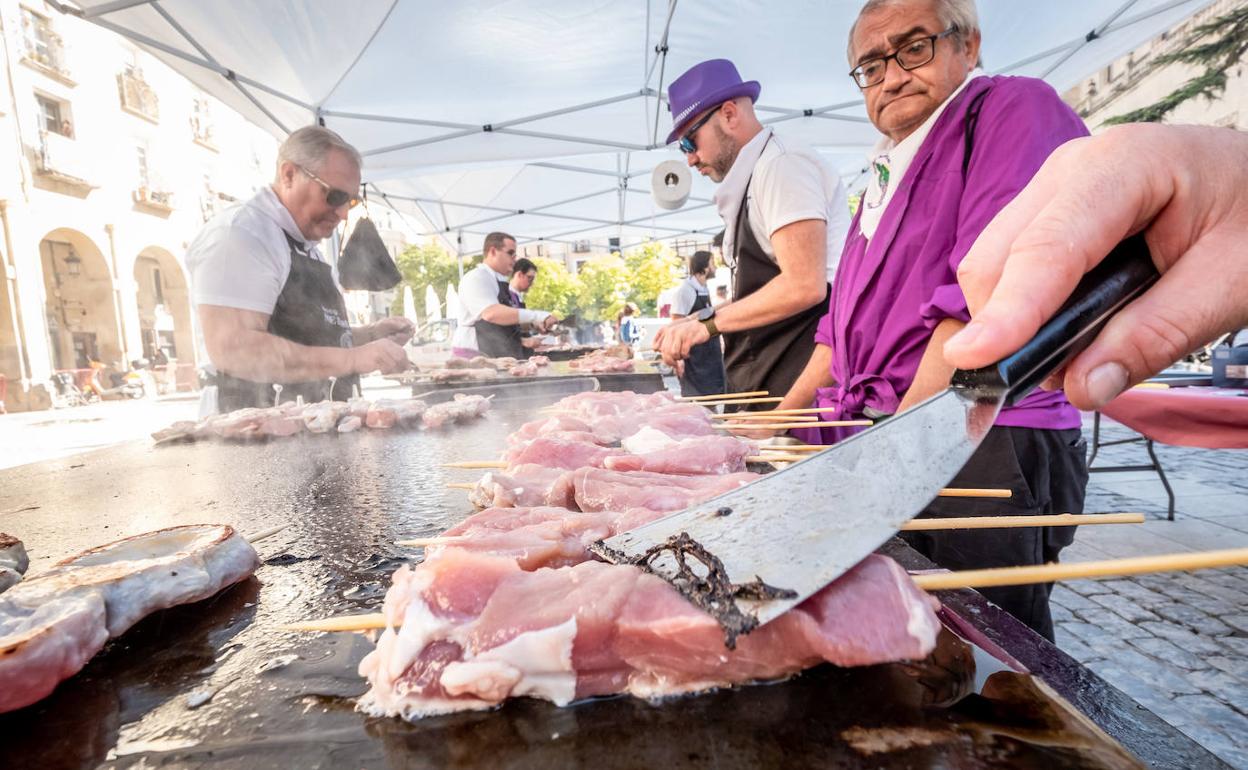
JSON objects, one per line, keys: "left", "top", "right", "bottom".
{"left": 0, "top": 380, "right": 1227, "bottom": 769}
{"left": 403, "top": 359, "right": 663, "bottom": 396}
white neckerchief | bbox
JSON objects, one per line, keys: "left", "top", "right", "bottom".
{"left": 859, "top": 70, "right": 983, "bottom": 241}
{"left": 714, "top": 127, "right": 772, "bottom": 267}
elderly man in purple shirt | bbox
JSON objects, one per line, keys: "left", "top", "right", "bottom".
{"left": 766, "top": 0, "right": 1089, "bottom": 640}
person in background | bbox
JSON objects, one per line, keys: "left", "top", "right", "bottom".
{"left": 759, "top": 0, "right": 1090, "bottom": 641}
{"left": 671, "top": 250, "right": 727, "bottom": 396}
{"left": 618, "top": 303, "right": 642, "bottom": 347}
{"left": 509, "top": 258, "right": 537, "bottom": 308}
{"left": 653, "top": 59, "right": 850, "bottom": 401}
{"left": 452, "top": 233, "right": 559, "bottom": 359}
{"left": 187, "top": 125, "right": 412, "bottom": 416}
{"left": 714, "top": 285, "right": 730, "bottom": 306}
{"left": 947, "top": 123, "right": 1248, "bottom": 407}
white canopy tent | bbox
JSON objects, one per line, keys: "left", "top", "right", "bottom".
{"left": 56, "top": 0, "right": 1212, "bottom": 255}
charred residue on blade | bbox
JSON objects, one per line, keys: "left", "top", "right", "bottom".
{"left": 593, "top": 531, "right": 795, "bottom": 649}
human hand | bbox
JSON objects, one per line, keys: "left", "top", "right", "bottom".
{"left": 655, "top": 318, "right": 710, "bottom": 369}
{"left": 349, "top": 339, "right": 410, "bottom": 375}
{"left": 540, "top": 314, "right": 561, "bottom": 333}
{"left": 945, "top": 124, "right": 1248, "bottom": 410}
{"left": 372, "top": 317, "right": 415, "bottom": 346}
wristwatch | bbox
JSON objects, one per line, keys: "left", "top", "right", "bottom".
{"left": 697, "top": 305, "right": 719, "bottom": 338}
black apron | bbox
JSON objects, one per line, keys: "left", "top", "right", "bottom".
{"left": 678, "top": 282, "right": 727, "bottom": 397}
{"left": 473, "top": 276, "right": 528, "bottom": 359}
{"left": 722, "top": 160, "right": 830, "bottom": 409}
{"left": 214, "top": 233, "right": 359, "bottom": 411}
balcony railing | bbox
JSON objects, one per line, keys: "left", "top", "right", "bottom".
{"left": 33, "top": 130, "right": 95, "bottom": 194}
{"left": 133, "top": 185, "right": 175, "bottom": 215}
{"left": 21, "top": 28, "right": 72, "bottom": 83}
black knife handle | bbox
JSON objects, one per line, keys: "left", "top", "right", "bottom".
{"left": 951, "top": 234, "right": 1160, "bottom": 405}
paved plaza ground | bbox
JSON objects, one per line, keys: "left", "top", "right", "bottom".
{"left": 1, "top": 395, "right": 1245, "bottom": 765}
{"left": 1054, "top": 415, "right": 1248, "bottom": 768}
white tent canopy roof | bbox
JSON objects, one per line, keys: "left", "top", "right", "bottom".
{"left": 59, "top": 0, "right": 1212, "bottom": 254}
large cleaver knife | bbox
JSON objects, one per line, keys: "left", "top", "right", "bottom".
{"left": 590, "top": 235, "right": 1159, "bottom": 645}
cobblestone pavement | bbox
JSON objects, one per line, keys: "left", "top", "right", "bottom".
{"left": 1052, "top": 414, "right": 1248, "bottom": 768}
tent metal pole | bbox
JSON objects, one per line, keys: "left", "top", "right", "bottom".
{"left": 492, "top": 91, "right": 647, "bottom": 130}
{"left": 149, "top": 1, "right": 294, "bottom": 132}
{"left": 362, "top": 127, "right": 483, "bottom": 157}
{"left": 317, "top": 0, "right": 401, "bottom": 108}
{"left": 321, "top": 110, "right": 478, "bottom": 130}
{"left": 47, "top": 2, "right": 314, "bottom": 113}
{"left": 529, "top": 162, "right": 629, "bottom": 179}
{"left": 495, "top": 127, "right": 649, "bottom": 152}
{"left": 623, "top": 187, "right": 711, "bottom": 204}
{"left": 454, "top": 187, "right": 621, "bottom": 230}
{"left": 540, "top": 201, "right": 716, "bottom": 241}
{"left": 80, "top": 0, "right": 158, "bottom": 17}
{"left": 1041, "top": 0, "right": 1140, "bottom": 79}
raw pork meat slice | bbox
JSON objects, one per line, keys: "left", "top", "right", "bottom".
{"left": 503, "top": 437, "right": 625, "bottom": 470}
{"left": 603, "top": 435, "right": 752, "bottom": 475}
{"left": 572, "top": 468, "right": 760, "bottom": 512}
{"left": 357, "top": 554, "right": 940, "bottom": 719}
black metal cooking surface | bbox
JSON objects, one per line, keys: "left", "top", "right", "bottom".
{"left": 0, "top": 380, "right": 1227, "bottom": 769}
{"left": 405, "top": 360, "right": 663, "bottom": 396}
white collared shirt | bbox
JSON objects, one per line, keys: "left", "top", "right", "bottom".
{"left": 451, "top": 262, "right": 512, "bottom": 351}
{"left": 186, "top": 185, "right": 339, "bottom": 416}
{"left": 859, "top": 70, "right": 985, "bottom": 240}
{"left": 714, "top": 128, "right": 850, "bottom": 283}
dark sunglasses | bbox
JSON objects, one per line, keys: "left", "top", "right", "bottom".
{"left": 677, "top": 104, "right": 722, "bottom": 154}
{"left": 296, "top": 164, "right": 361, "bottom": 209}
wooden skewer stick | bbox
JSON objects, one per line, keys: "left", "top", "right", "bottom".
{"left": 720, "top": 406, "right": 849, "bottom": 417}
{"left": 712, "top": 413, "right": 820, "bottom": 422}
{"left": 280, "top": 613, "right": 387, "bottom": 633}
{"left": 243, "top": 523, "right": 290, "bottom": 543}
{"left": 443, "top": 461, "right": 507, "bottom": 469}
{"left": 755, "top": 444, "right": 826, "bottom": 452}
{"left": 678, "top": 390, "right": 769, "bottom": 401}
{"left": 937, "top": 488, "right": 1012, "bottom": 499}
{"left": 697, "top": 396, "right": 785, "bottom": 406}
{"left": 912, "top": 547, "right": 1248, "bottom": 591}
{"left": 396, "top": 513, "right": 1142, "bottom": 549}
{"left": 446, "top": 482, "right": 476, "bottom": 490}
{"left": 719, "top": 419, "right": 871, "bottom": 430}
{"left": 903, "top": 512, "right": 1143, "bottom": 530}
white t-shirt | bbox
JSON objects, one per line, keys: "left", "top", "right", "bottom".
{"left": 451, "top": 262, "right": 513, "bottom": 352}
{"left": 671, "top": 276, "right": 709, "bottom": 317}
{"left": 185, "top": 186, "right": 337, "bottom": 415}
{"left": 715, "top": 128, "right": 849, "bottom": 284}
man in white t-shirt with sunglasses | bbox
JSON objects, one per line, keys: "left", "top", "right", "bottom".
{"left": 187, "top": 126, "right": 412, "bottom": 415}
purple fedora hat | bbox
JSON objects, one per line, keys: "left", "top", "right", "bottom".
{"left": 665, "top": 59, "right": 761, "bottom": 146}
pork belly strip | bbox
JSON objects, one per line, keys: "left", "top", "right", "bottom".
{"left": 0, "top": 534, "right": 28, "bottom": 594}
{"left": 0, "top": 524, "right": 259, "bottom": 714}
{"left": 423, "top": 394, "right": 492, "bottom": 429}
{"left": 427, "top": 506, "right": 667, "bottom": 570}
{"left": 358, "top": 552, "right": 940, "bottom": 720}
{"left": 469, "top": 467, "right": 759, "bottom": 513}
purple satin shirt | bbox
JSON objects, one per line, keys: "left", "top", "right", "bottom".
{"left": 794, "top": 76, "right": 1086, "bottom": 446}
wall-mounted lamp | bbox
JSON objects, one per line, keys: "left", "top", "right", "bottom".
{"left": 64, "top": 247, "right": 82, "bottom": 277}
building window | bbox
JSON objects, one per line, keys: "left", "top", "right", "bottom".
{"left": 136, "top": 145, "right": 150, "bottom": 187}
{"left": 153, "top": 267, "right": 165, "bottom": 305}
{"left": 35, "top": 93, "right": 72, "bottom": 137}
{"left": 20, "top": 8, "right": 69, "bottom": 77}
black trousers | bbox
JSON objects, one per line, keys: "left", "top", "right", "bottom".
{"left": 900, "top": 426, "right": 1088, "bottom": 642}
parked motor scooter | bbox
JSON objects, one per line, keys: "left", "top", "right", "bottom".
{"left": 84, "top": 361, "right": 146, "bottom": 401}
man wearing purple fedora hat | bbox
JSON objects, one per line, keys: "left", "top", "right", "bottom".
{"left": 653, "top": 59, "right": 849, "bottom": 404}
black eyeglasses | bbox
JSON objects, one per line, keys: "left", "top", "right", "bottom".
{"left": 677, "top": 104, "right": 723, "bottom": 154}
{"left": 849, "top": 28, "right": 957, "bottom": 89}
{"left": 296, "top": 164, "right": 361, "bottom": 209}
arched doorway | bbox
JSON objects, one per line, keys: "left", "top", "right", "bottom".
{"left": 39, "top": 229, "right": 121, "bottom": 375}
{"left": 133, "top": 246, "right": 195, "bottom": 391}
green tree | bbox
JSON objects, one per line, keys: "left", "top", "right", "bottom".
{"left": 389, "top": 243, "right": 480, "bottom": 319}
{"left": 622, "top": 241, "right": 684, "bottom": 315}
{"left": 524, "top": 257, "right": 581, "bottom": 319}
{"left": 1103, "top": 6, "right": 1248, "bottom": 125}
{"left": 574, "top": 255, "right": 629, "bottom": 322}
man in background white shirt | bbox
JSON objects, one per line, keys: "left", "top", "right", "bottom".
{"left": 452, "top": 232, "right": 558, "bottom": 359}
